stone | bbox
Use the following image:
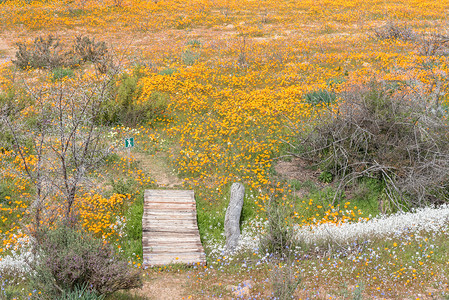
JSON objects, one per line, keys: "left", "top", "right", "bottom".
{"left": 224, "top": 182, "right": 245, "bottom": 252}
{"left": 225, "top": 280, "right": 253, "bottom": 298}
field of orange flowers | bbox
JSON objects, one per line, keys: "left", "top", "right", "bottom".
{"left": 1, "top": 0, "right": 449, "bottom": 298}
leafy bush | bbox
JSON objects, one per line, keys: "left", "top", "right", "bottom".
{"left": 259, "top": 199, "right": 298, "bottom": 258}
{"left": 13, "top": 35, "right": 109, "bottom": 70}
{"left": 74, "top": 36, "right": 108, "bottom": 63}
{"left": 1, "top": 285, "right": 23, "bottom": 300}
{"left": 187, "top": 39, "right": 202, "bottom": 48}
{"left": 13, "top": 35, "right": 72, "bottom": 69}
{"left": 158, "top": 67, "right": 177, "bottom": 76}
{"left": 100, "top": 69, "right": 169, "bottom": 126}
{"left": 292, "top": 81, "right": 449, "bottom": 208}
{"left": 181, "top": 50, "right": 199, "bottom": 66}
{"left": 30, "top": 225, "right": 142, "bottom": 298}
{"left": 52, "top": 67, "right": 74, "bottom": 81}
{"left": 57, "top": 284, "right": 105, "bottom": 300}
{"left": 305, "top": 89, "right": 336, "bottom": 106}
{"left": 99, "top": 71, "right": 142, "bottom": 125}
{"left": 318, "top": 171, "right": 333, "bottom": 183}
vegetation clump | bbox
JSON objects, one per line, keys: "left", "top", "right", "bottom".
{"left": 13, "top": 35, "right": 70, "bottom": 69}
{"left": 30, "top": 225, "right": 142, "bottom": 299}
{"left": 305, "top": 89, "right": 337, "bottom": 106}
{"left": 13, "top": 35, "right": 109, "bottom": 70}
{"left": 292, "top": 82, "right": 449, "bottom": 209}
{"left": 259, "top": 197, "right": 298, "bottom": 258}
{"left": 100, "top": 68, "right": 169, "bottom": 126}
{"left": 373, "top": 22, "right": 415, "bottom": 41}
{"left": 74, "top": 36, "right": 108, "bottom": 63}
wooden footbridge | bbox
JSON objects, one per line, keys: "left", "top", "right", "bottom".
{"left": 142, "top": 189, "right": 206, "bottom": 266}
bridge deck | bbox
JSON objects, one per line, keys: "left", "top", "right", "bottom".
{"left": 142, "top": 189, "right": 206, "bottom": 266}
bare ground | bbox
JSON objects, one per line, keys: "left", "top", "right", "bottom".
{"left": 132, "top": 151, "right": 183, "bottom": 188}
{"left": 132, "top": 273, "right": 193, "bottom": 300}
{"left": 0, "top": 36, "right": 14, "bottom": 65}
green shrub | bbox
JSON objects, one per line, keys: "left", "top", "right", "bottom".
{"left": 158, "top": 68, "right": 177, "bottom": 76}
{"left": 13, "top": 35, "right": 108, "bottom": 70}
{"left": 318, "top": 171, "right": 333, "bottom": 183}
{"left": 30, "top": 225, "right": 142, "bottom": 298}
{"left": 100, "top": 70, "right": 169, "bottom": 126}
{"left": 181, "top": 50, "right": 199, "bottom": 66}
{"left": 110, "top": 178, "right": 135, "bottom": 195}
{"left": 99, "top": 71, "right": 143, "bottom": 125}
{"left": 0, "top": 182, "right": 12, "bottom": 205}
{"left": 52, "top": 67, "right": 74, "bottom": 81}
{"left": 305, "top": 89, "right": 336, "bottom": 105}
{"left": 187, "top": 39, "right": 202, "bottom": 48}
{"left": 57, "top": 284, "right": 105, "bottom": 300}
{"left": 259, "top": 199, "right": 298, "bottom": 258}
{"left": 1, "top": 286, "right": 23, "bottom": 300}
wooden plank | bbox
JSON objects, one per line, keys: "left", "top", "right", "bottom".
{"left": 144, "top": 254, "right": 205, "bottom": 262}
{"left": 143, "top": 214, "right": 196, "bottom": 220}
{"left": 144, "top": 252, "right": 205, "bottom": 258}
{"left": 147, "top": 191, "right": 193, "bottom": 195}
{"left": 145, "top": 200, "right": 194, "bottom": 204}
{"left": 145, "top": 210, "right": 196, "bottom": 216}
{"left": 142, "top": 216, "right": 197, "bottom": 222}
{"left": 144, "top": 225, "right": 198, "bottom": 231}
{"left": 144, "top": 246, "right": 204, "bottom": 252}
{"left": 143, "top": 236, "right": 201, "bottom": 243}
{"left": 145, "top": 194, "right": 194, "bottom": 198}
{"left": 145, "top": 198, "right": 195, "bottom": 203}
{"left": 143, "top": 258, "right": 204, "bottom": 265}
{"left": 144, "top": 202, "right": 197, "bottom": 209}
{"left": 142, "top": 221, "right": 197, "bottom": 229}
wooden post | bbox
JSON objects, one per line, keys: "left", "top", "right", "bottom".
{"left": 224, "top": 182, "right": 245, "bottom": 253}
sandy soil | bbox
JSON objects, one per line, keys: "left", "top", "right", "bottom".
{"left": 133, "top": 273, "right": 193, "bottom": 300}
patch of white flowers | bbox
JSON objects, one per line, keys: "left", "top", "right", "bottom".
{"left": 0, "top": 234, "right": 32, "bottom": 281}
{"left": 295, "top": 204, "right": 449, "bottom": 245}
{"left": 110, "top": 215, "right": 127, "bottom": 238}
{"left": 106, "top": 126, "right": 141, "bottom": 145}
{"left": 205, "top": 217, "right": 268, "bottom": 258}
{"left": 205, "top": 205, "right": 449, "bottom": 257}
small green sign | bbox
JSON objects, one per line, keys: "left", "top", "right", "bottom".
{"left": 125, "top": 137, "right": 134, "bottom": 148}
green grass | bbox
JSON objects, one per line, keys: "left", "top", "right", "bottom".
{"left": 51, "top": 67, "right": 74, "bottom": 81}
{"left": 105, "top": 291, "right": 146, "bottom": 300}
{"left": 158, "top": 68, "right": 177, "bottom": 76}
{"left": 121, "top": 192, "right": 144, "bottom": 260}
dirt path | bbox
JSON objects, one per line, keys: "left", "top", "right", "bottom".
{"left": 0, "top": 36, "right": 15, "bottom": 65}
{"left": 132, "top": 151, "right": 183, "bottom": 188}
{"left": 132, "top": 273, "right": 194, "bottom": 300}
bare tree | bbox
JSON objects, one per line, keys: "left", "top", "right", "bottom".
{"left": 0, "top": 68, "right": 122, "bottom": 232}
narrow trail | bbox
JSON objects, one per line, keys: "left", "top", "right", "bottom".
{"left": 0, "top": 36, "right": 14, "bottom": 65}
{"left": 132, "top": 151, "right": 183, "bottom": 188}
{"left": 133, "top": 273, "right": 194, "bottom": 300}
{"left": 130, "top": 152, "right": 193, "bottom": 299}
